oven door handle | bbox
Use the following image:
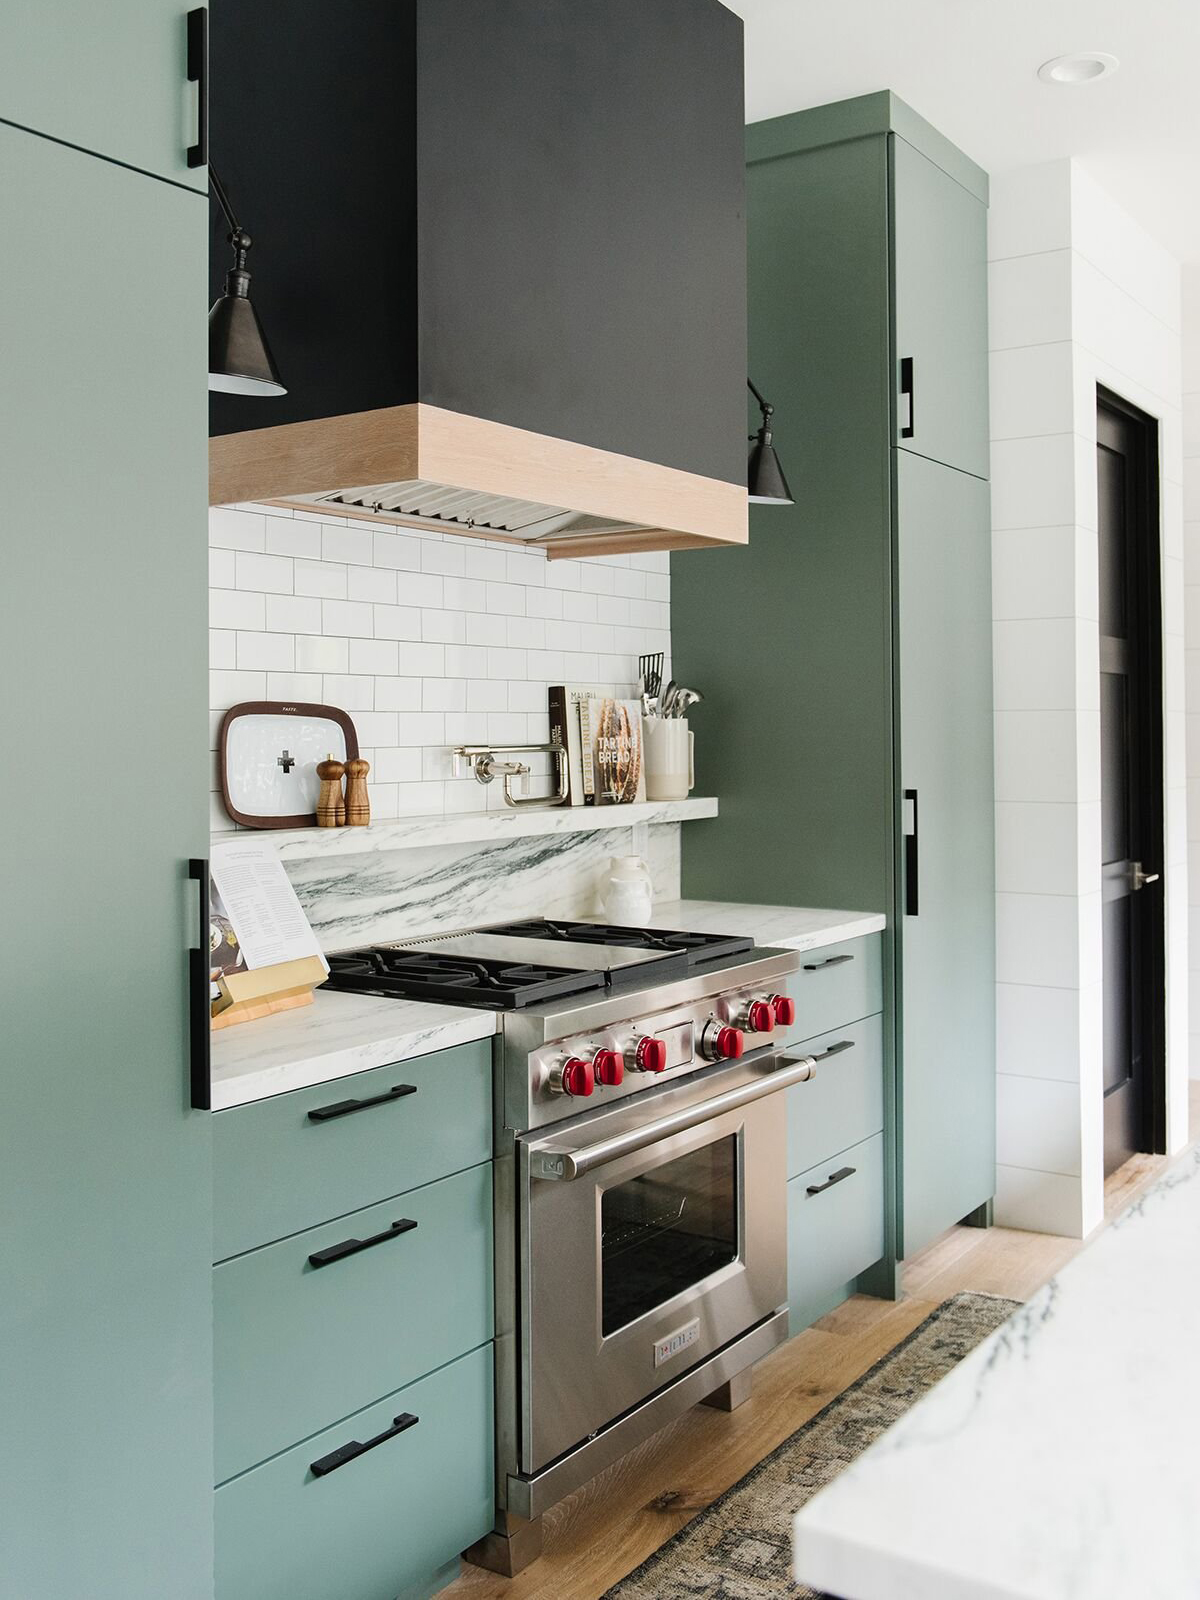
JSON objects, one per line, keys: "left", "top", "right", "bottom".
{"left": 527, "top": 1043, "right": 853, "bottom": 1181}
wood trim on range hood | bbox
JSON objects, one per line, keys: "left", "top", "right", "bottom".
{"left": 209, "top": 404, "right": 748, "bottom": 561}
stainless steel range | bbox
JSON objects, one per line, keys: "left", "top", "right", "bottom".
{"left": 325, "top": 919, "right": 826, "bottom": 1575}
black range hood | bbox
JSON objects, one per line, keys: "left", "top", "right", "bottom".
{"left": 207, "top": 0, "right": 749, "bottom": 559}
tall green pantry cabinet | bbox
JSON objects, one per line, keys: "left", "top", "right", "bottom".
{"left": 673, "top": 92, "right": 995, "bottom": 1269}
{"left": 0, "top": 17, "right": 213, "bottom": 1599}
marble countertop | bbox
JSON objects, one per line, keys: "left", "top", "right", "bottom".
{"left": 210, "top": 899, "right": 885, "bottom": 1110}
{"left": 640, "top": 899, "right": 886, "bottom": 952}
{"left": 793, "top": 1146, "right": 1200, "bottom": 1599}
{"left": 210, "top": 991, "right": 497, "bottom": 1111}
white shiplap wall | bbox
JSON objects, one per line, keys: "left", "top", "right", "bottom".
{"left": 989, "top": 159, "right": 1188, "bottom": 1238}
{"left": 1184, "top": 265, "right": 1200, "bottom": 1084}
{"left": 209, "top": 504, "right": 671, "bottom": 829}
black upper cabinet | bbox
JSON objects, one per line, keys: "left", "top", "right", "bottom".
{"left": 208, "top": 0, "right": 746, "bottom": 489}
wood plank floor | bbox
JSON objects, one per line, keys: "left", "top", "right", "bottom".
{"left": 443, "top": 1083, "right": 1200, "bottom": 1600}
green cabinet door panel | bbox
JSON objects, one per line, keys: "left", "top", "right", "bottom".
{"left": 674, "top": 131, "right": 895, "bottom": 912}
{"left": 787, "top": 1132, "right": 885, "bottom": 1333}
{"left": 0, "top": 1, "right": 206, "bottom": 190}
{"left": 896, "top": 449, "right": 996, "bottom": 1254}
{"left": 215, "top": 1343, "right": 495, "bottom": 1600}
{"left": 213, "top": 1039, "right": 493, "bottom": 1260}
{"left": 0, "top": 126, "right": 211, "bottom": 1597}
{"left": 214, "top": 1161, "right": 493, "bottom": 1483}
{"left": 785, "top": 1015, "right": 884, "bottom": 1180}
{"left": 891, "top": 135, "right": 990, "bottom": 480}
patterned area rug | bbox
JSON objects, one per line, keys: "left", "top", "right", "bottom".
{"left": 602, "top": 1292, "right": 1019, "bottom": 1600}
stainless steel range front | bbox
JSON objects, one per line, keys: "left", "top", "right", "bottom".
{"left": 489, "top": 943, "right": 820, "bottom": 1573}
{"left": 325, "top": 919, "right": 817, "bottom": 1577}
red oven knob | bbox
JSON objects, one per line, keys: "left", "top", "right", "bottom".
{"left": 631, "top": 1036, "right": 668, "bottom": 1074}
{"left": 771, "top": 994, "right": 796, "bottom": 1027}
{"left": 593, "top": 1048, "right": 624, "bottom": 1087}
{"left": 551, "top": 1056, "right": 594, "bottom": 1097}
{"left": 746, "top": 1000, "right": 775, "bottom": 1034}
{"left": 701, "top": 1021, "right": 745, "bottom": 1061}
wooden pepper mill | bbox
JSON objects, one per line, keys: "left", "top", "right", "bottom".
{"left": 344, "top": 758, "right": 371, "bottom": 827}
{"left": 316, "top": 755, "right": 346, "bottom": 828}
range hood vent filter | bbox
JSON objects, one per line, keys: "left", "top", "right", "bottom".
{"left": 296, "top": 481, "right": 647, "bottom": 544}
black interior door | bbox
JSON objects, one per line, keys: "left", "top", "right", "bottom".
{"left": 1097, "top": 391, "right": 1165, "bottom": 1175}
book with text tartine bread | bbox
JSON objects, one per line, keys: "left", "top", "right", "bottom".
{"left": 547, "top": 684, "right": 595, "bottom": 805}
{"left": 581, "top": 697, "right": 646, "bottom": 805}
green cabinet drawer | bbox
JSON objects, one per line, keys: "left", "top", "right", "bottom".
{"left": 213, "top": 1039, "right": 493, "bottom": 1260}
{"left": 781, "top": 935, "right": 882, "bottom": 1046}
{"left": 215, "top": 1162, "right": 493, "bottom": 1484}
{"left": 787, "top": 1132, "right": 884, "bottom": 1334}
{"left": 215, "top": 1343, "right": 494, "bottom": 1600}
{"left": 785, "top": 1014, "right": 883, "bottom": 1180}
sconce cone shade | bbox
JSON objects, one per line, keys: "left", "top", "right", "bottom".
{"left": 208, "top": 265, "right": 286, "bottom": 397}
{"left": 747, "top": 435, "right": 793, "bottom": 505}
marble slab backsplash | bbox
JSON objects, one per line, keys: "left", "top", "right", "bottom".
{"left": 286, "top": 823, "right": 680, "bottom": 951}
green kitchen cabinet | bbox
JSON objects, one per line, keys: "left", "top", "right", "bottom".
{"left": 0, "top": 124, "right": 211, "bottom": 1598}
{"left": 674, "top": 91, "right": 994, "bottom": 1268}
{"left": 0, "top": 0, "right": 207, "bottom": 190}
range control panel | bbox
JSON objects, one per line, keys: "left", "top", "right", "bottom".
{"left": 527, "top": 983, "right": 795, "bottom": 1115}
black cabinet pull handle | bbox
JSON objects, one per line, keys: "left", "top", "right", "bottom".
{"left": 310, "top": 1412, "right": 418, "bottom": 1478}
{"left": 308, "top": 1218, "right": 417, "bottom": 1269}
{"left": 188, "top": 858, "right": 211, "bottom": 1111}
{"left": 900, "top": 356, "right": 914, "bottom": 438}
{"left": 803, "top": 953, "right": 854, "bottom": 972}
{"left": 186, "top": 8, "right": 208, "bottom": 168}
{"left": 904, "top": 787, "right": 919, "bottom": 917}
{"left": 308, "top": 1084, "right": 417, "bottom": 1122}
{"left": 806, "top": 1165, "right": 856, "bottom": 1196}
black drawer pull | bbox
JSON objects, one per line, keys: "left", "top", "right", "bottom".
{"left": 308, "top": 1218, "right": 417, "bottom": 1269}
{"left": 308, "top": 1084, "right": 416, "bottom": 1122}
{"left": 803, "top": 953, "right": 854, "bottom": 972}
{"left": 806, "top": 1165, "right": 856, "bottom": 1196}
{"left": 310, "top": 1412, "right": 418, "bottom": 1478}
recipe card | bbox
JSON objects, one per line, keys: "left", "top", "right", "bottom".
{"left": 209, "top": 838, "right": 329, "bottom": 973}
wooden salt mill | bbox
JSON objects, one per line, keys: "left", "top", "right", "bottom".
{"left": 316, "top": 755, "right": 346, "bottom": 827}
{"left": 344, "top": 758, "right": 371, "bottom": 827}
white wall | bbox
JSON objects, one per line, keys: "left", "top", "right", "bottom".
{"left": 209, "top": 505, "right": 671, "bottom": 830}
{"left": 1183, "top": 265, "right": 1200, "bottom": 1081}
{"left": 989, "top": 159, "right": 1188, "bottom": 1238}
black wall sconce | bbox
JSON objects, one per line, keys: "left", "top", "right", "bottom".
{"left": 747, "top": 377, "right": 793, "bottom": 505}
{"left": 208, "top": 166, "right": 286, "bottom": 397}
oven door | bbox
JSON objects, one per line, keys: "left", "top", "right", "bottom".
{"left": 519, "top": 1052, "right": 810, "bottom": 1475}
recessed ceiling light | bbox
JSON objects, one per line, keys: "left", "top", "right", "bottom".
{"left": 1037, "top": 52, "right": 1119, "bottom": 86}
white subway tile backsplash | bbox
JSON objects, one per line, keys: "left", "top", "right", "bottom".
{"left": 210, "top": 507, "right": 663, "bottom": 822}
{"left": 210, "top": 588, "right": 266, "bottom": 630}
{"left": 235, "top": 551, "right": 293, "bottom": 594}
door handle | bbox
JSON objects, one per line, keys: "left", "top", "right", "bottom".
{"left": 904, "top": 788, "right": 919, "bottom": 916}
{"left": 307, "top": 1083, "right": 417, "bottom": 1122}
{"left": 308, "top": 1218, "right": 417, "bottom": 1269}
{"left": 806, "top": 1165, "right": 856, "bottom": 1196}
{"left": 188, "top": 858, "right": 211, "bottom": 1111}
{"left": 309, "top": 1412, "right": 418, "bottom": 1478}
{"left": 1131, "top": 862, "right": 1161, "bottom": 891}
{"left": 186, "top": 8, "right": 208, "bottom": 168}
{"left": 899, "top": 356, "right": 914, "bottom": 439}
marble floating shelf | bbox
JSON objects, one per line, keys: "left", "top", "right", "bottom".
{"left": 211, "top": 795, "right": 718, "bottom": 864}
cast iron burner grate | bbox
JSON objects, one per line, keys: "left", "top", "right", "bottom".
{"left": 484, "top": 919, "right": 754, "bottom": 965}
{"left": 322, "top": 947, "right": 606, "bottom": 1009}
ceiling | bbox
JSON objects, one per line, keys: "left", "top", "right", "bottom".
{"left": 729, "top": 0, "right": 1200, "bottom": 261}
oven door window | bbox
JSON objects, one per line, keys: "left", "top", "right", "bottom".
{"left": 600, "top": 1134, "right": 739, "bottom": 1336}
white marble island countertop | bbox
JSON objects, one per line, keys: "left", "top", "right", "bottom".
{"left": 793, "top": 1147, "right": 1200, "bottom": 1599}
{"left": 641, "top": 899, "right": 886, "bottom": 952}
{"left": 211, "top": 991, "right": 498, "bottom": 1111}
